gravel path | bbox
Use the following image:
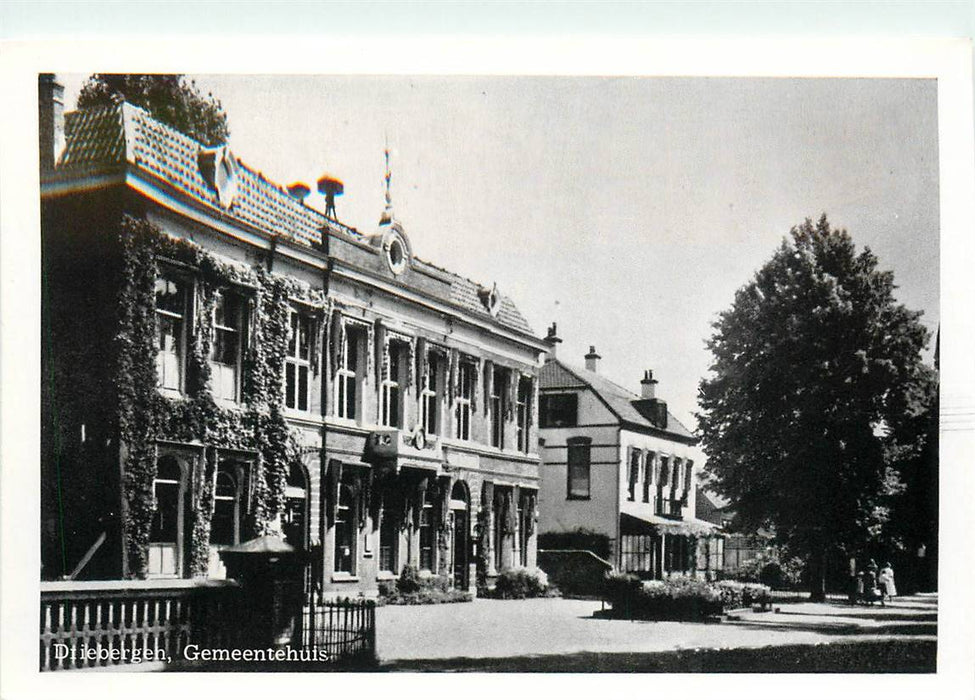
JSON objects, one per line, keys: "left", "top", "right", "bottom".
{"left": 375, "top": 593, "right": 937, "bottom": 664}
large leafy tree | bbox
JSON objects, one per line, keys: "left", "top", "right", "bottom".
{"left": 78, "top": 74, "right": 230, "bottom": 146}
{"left": 697, "top": 215, "right": 933, "bottom": 600}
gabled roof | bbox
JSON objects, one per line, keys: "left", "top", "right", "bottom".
{"left": 52, "top": 102, "right": 535, "bottom": 337}
{"left": 539, "top": 358, "right": 697, "bottom": 444}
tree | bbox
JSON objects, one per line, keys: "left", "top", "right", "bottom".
{"left": 697, "top": 215, "right": 933, "bottom": 600}
{"left": 77, "top": 74, "right": 230, "bottom": 146}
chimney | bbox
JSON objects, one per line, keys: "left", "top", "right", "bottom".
{"left": 38, "top": 73, "right": 65, "bottom": 172}
{"left": 543, "top": 322, "right": 562, "bottom": 359}
{"left": 640, "top": 370, "right": 658, "bottom": 399}
{"left": 584, "top": 345, "right": 601, "bottom": 373}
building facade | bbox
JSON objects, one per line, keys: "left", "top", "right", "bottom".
{"left": 537, "top": 328, "right": 721, "bottom": 580}
{"left": 39, "top": 76, "right": 546, "bottom": 596}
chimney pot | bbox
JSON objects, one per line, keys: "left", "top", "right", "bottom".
{"left": 543, "top": 321, "right": 562, "bottom": 359}
{"left": 584, "top": 345, "right": 601, "bottom": 373}
{"left": 640, "top": 369, "right": 659, "bottom": 399}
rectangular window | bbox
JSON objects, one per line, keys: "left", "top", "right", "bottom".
{"left": 419, "top": 491, "right": 435, "bottom": 571}
{"left": 211, "top": 291, "right": 245, "bottom": 402}
{"left": 454, "top": 361, "right": 474, "bottom": 441}
{"left": 516, "top": 377, "right": 531, "bottom": 453}
{"left": 566, "top": 438, "right": 591, "bottom": 500}
{"left": 540, "top": 393, "right": 578, "bottom": 428}
{"left": 155, "top": 272, "right": 188, "bottom": 392}
{"left": 643, "top": 452, "right": 654, "bottom": 503}
{"left": 379, "top": 507, "right": 398, "bottom": 574}
{"left": 380, "top": 341, "right": 407, "bottom": 428}
{"left": 627, "top": 449, "right": 640, "bottom": 501}
{"left": 285, "top": 312, "right": 312, "bottom": 411}
{"left": 684, "top": 461, "right": 694, "bottom": 501}
{"left": 334, "top": 483, "right": 356, "bottom": 574}
{"left": 490, "top": 367, "right": 507, "bottom": 448}
{"left": 420, "top": 351, "right": 442, "bottom": 435}
{"left": 336, "top": 326, "right": 362, "bottom": 420}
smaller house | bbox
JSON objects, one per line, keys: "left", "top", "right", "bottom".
{"left": 537, "top": 326, "right": 721, "bottom": 580}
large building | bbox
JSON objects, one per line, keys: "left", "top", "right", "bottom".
{"left": 537, "top": 327, "right": 722, "bottom": 579}
{"left": 39, "top": 75, "right": 546, "bottom": 597}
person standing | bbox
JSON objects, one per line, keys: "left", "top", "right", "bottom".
{"left": 879, "top": 562, "right": 897, "bottom": 602}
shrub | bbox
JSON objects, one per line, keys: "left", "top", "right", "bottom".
{"left": 603, "top": 574, "right": 723, "bottom": 621}
{"left": 715, "top": 580, "right": 771, "bottom": 609}
{"left": 737, "top": 552, "right": 805, "bottom": 589}
{"left": 492, "top": 567, "right": 553, "bottom": 599}
{"left": 380, "top": 565, "right": 471, "bottom": 605}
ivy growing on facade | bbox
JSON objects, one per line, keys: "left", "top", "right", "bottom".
{"left": 115, "top": 215, "right": 323, "bottom": 578}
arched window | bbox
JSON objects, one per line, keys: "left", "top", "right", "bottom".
{"left": 334, "top": 484, "right": 356, "bottom": 574}
{"left": 149, "top": 456, "right": 184, "bottom": 577}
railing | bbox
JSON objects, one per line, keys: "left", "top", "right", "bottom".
{"left": 654, "top": 497, "right": 684, "bottom": 518}
{"left": 298, "top": 590, "right": 376, "bottom": 665}
{"left": 39, "top": 579, "right": 240, "bottom": 672}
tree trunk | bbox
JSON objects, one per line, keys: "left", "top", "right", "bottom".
{"left": 808, "top": 542, "right": 827, "bottom": 602}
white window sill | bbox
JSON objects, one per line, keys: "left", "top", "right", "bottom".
{"left": 376, "top": 572, "right": 397, "bottom": 581}
{"left": 331, "top": 574, "right": 360, "bottom": 583}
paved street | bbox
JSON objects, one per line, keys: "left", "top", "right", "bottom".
{"left": 376, "top": 593, "right": 937, "bottom": 671}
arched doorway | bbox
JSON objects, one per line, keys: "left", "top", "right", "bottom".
{"left": 450, "top": 481, "right": 470, "bottom": 590}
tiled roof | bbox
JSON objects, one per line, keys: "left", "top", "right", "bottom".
{"left": 56, "top": 102, "right": 537, "bottom": 338}
{"left": 539, "top": 359, "right": 697, "bottom": 443}
{"left": 447, "top": 274, "right": 534, "bottom": 335}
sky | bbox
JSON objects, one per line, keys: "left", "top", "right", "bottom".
{"left": 60, "top": 75, "right": 940, "bottom": 453}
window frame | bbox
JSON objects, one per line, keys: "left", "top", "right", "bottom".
{"left": 420, "top": 350, "right": 443, "bottom": 436}
{"left": 566, "top": 436, "right": 592, "bottom": 500}
{"left": 333, "top": 482, "right": 357, "bottom": 574}
{"left": 210, "top": 289, "right": 246, "bottom": 404}
{"left": 285, "top": 310, "right": 314, "bottom": 413}
{"left": 380, "top": 340, "right": 408, "bottom": 428}
{"left": 154, "top": 269, "right": 191, "bottom": 394}
{"left": 335, "top": 325, "right": 364, "bottom": 421}
{"left": 454, "top": 360, "right": 475, "bottom": 441}
{"left": 627, "top": 448, "right": 640, "bottom": 502}
{"left": 515, "top": 376, "right": 532, "bottom": 453}
{"left": 490, "top": 366, "right": 507, "bottom": 449}
{"left": 540, "top": 392, "right": 578, "bottom": 428}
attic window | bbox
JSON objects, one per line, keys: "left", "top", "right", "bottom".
{"left": 384, "top": 232, "right": 408, "bottom": 275}
{"left": 478, "top": 282, "right": 502, "bottom": 317}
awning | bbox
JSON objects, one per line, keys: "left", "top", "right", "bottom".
{"left": 620, "top": 512, "right": 721, "bottom": 538}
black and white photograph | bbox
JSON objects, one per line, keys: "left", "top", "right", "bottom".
{"left": 2, "top": 5, "right": 975, "bottom": 699}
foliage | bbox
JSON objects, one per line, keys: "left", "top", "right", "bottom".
{"left": 78, "top": 74, "right": 230, "bottom": 146}
{"left": 115, "top": 215, "right": 311, "bottom": 577}
{"left": 380, "top": 565, "right": 472, "bottom": 605}
{"left": 735, "top": 551, "right": 806, "bottom": 590}
{"left": 538, "top": 528, "right": 612, "bottom": 560}
{"left": 603, "top": 573, "right": 723, "bottom": 621}
{"left": 489, "top": 567, "right": 555, "bottom": 599}
{"left": 714, "top": 580, "right": 771, "bottom": 609}
{"left": 697, "top": 215, "right": 933, "bottom": 598}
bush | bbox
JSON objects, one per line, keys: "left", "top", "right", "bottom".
{"left": 491, "top": 567, "right": 554, "bottom": 599}
{"left": 603, "top": 573, "right": 723, "bottom": 621}
{"left": 715, "top": 580, "right": 771, "bottom": 609}
{"left": 380, "top": 565, "right": 471, "bottom": 605}
{"left": 737, "top": 552, "right": 805, "bottom": 589}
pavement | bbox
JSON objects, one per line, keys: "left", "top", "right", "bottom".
{"left": 375, "top": 593, "right": 937, "bottom": 668}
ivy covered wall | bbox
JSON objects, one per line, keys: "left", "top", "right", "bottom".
{"left": 116, "top": 215, "right": 325, "bottom": 578}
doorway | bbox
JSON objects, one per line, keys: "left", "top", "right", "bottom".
{"left": 450, "top": 481, "right": 469, "bottom": 590}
